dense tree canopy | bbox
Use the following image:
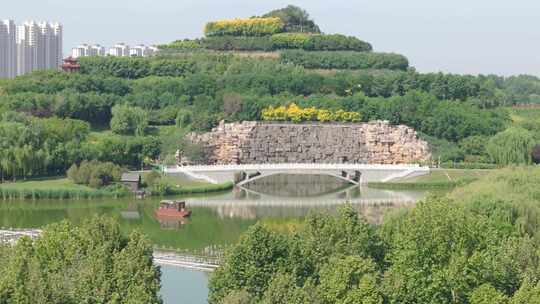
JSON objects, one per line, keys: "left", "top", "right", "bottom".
{"left": 487, "top": 127, "right": 535, "bottom": 165}
{"left": 262, "top": 5, "right": 321, "bottom": 33}
{"left": 0, "top": 20, "right": 539, "bottom": 178}
{"left": 210, "top": 167, "right": 540, "bottom": 303}
{"left": 0, "top": 216, "right": 161, "bottom": 303}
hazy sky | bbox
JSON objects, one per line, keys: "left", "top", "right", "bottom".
{"left": 4, "top": 0, "right": 540, "bottom": 76}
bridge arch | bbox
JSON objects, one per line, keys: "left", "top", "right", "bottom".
{"left": 235, "top": 170, "right": 361, "bottom": 187}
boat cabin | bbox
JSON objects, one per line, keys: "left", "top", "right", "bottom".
{"left": 155, "top": 200, "right": 192, "bottom": 218}
{"left": 159, "top": 200, "right": 187, "bottom": 211}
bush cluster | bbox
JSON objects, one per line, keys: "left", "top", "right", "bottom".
{"left": 261, "top": 103, "right": 361, "bottom": 123}
{"left": 67, "top": 160, "right": 123, "bottom": 188}
{"left": 204, "top": 17, "right": 284, "bottom": 37}
{"left": 162, "top": 34, "right": 372, "bottom": 53}
{"left": 203, "top": 36, "right": 275, "bottom": 51}
{"left": 281, "top": 50, "right": 409, "bottom": 70}
{"left": 272, "top": 33, "right": 372, "bottom": 52}
{"left": 157, "top": 39, "right": 203, "bottom": 50}
{"left": 110, "top": 104, "right": 149, "bottom": 136}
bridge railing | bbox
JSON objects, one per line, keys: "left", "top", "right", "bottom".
{"left": 167, "top": 163, "right": 428, "bottom": 172}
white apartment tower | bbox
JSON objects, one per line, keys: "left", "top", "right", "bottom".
{"left": 109, "top": 43, "right": 130, "bottom": 57}
{"left": 13, "top": 20, "right": 63, "bottom": 77}
{"left": 71, "top": 44, "right": 106, "bottom": 58}
{"left": 89, "top": 44, "right": 106, "bottom": 56}
{"left": 71, "top": 44, "right": 91, "bottom": 58}
{"left": 0, "top": 20, "right": 17, "bottom": 78}
{"left": 130, "top": 45, "right": 158, "bottom": 57}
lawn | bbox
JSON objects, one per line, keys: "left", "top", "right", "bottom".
{"left": 0, "top": 177, "right": 93, "bottom": 191}
{"left": 393, "top": 169, "right": 493, "bottom": 183}
{"left": 507, "top": 107, "right": 540, "bottom": 124}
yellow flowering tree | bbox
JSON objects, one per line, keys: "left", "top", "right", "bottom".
{"left": 205, "top": 18, "right": 284, "bottom": 37}
{"left": 262, "top": 103, "right": 362, "bottom": 123}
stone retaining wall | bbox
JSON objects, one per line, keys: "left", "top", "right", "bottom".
{"left": 189, "top": 120, "right": 430, "bottom": 165}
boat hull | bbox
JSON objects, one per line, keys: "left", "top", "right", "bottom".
{"left": 155, "top": 210, "right": 192, "bottom": 218}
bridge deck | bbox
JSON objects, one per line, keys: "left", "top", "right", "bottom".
{"left": 165, "top": 163, "right": 430, "bottom": 185}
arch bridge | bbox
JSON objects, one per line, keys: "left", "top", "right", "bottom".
{"left": 164, "top": 163, "right": 430, "bottom": 186}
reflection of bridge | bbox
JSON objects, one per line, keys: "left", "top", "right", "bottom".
{"left": 183, "top": 185, "right": 427, "bottom": 223}
{"left": 165, "top": 163, "right": 430, "bottom": 185}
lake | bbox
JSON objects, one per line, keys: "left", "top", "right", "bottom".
{"left": 0, "top": 174, "right": 429, "bottom": 304}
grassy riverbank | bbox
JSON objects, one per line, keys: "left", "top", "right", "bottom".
{"left": 368, "top": 169, "right": 493, "bottom": 190}
{"left": 0, "top": 177, "right": 129, "bottom": 200}
{"left": 0, "top": 175, "right": 233, "bottom": 200}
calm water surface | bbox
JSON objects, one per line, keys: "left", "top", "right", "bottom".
{"left": 0, "top": 174, "right": 431, "bottom": 304}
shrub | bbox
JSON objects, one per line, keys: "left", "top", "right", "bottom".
{"left": 110, "top": 104, "right": 149, "bottom": 136}
{"left": 204, "top": 17, "right": 284, "bottom": 37}
{"left": 67, "top": 160, "right": 123, "bottom": 188}
{"left": 303, "top": 34, "right": 372, "bottom": 52}
{"left": 487, "top": 127, "right": 535, "bottom": 165}
{"left": 280, "top": 50, "right": 408, "bottom": 70}
{"left": 261, "top": 103, "right": 361, "bottom": 123}
{"left": 143, "top": 171, "right": 162, "bottom": 188}
{"left": 202, "top": 36, "right": 274, "bottom": 51}
{"left": 270, "top": 33, "right": 311, "bottom": 49}
{"left": 158, "top": 39, "right": 203, "bottom": 50}
{"left": 176, "top": 109, "right": 193, "bottom": 128}
{"left": 440, "top": 162, "right": 502, "bottom": 170}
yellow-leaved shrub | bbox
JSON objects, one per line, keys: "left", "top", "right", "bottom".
{"left": 204, "top": 17, "right": 283, "bottom": 37}
{"left": 261, "top": 103, "right": 361, "bottom": 123}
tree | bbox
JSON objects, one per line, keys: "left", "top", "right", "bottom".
{"left": 208, "top": 224, "right": 289, "bottom": 303}
{"left": 470, "top": 284, "right": 509, "bottom": 304}
{"left": 510, "top": 279, "right": 540, "bottom": 304}
{"left": 487, "top": 127, "right": 535, "bottom": 165}
{"left": 110, "top": 104, "right": 149, "bottom": 136}
{"left": 318, "top": 256, "right": 383, "bottom": 304}
{"left": 261, "top": 273, "right": 310, "bottom": 304}
{"left": 0, "top": 217, "right": 161, "bottom": 303}
{"left": 222, "top": 92, "right": 244, "bottom": 117}
{"left": 263, "top": 5, "right": 321, "bottom": 33}
{"left": 67, "top": 160, "right": 123, "bottom": 188}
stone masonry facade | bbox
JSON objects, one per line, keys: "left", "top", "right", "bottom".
{"left": 189, "top": 120, "right": 431, "bottom": 165}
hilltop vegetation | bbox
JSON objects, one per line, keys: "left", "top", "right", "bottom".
{"left": 0, "top": 5, "right": 539, "bottom": 183}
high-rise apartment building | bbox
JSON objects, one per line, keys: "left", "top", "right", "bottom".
{"left": 71, "top": 44, "right": 90, "bottom": 58}
{"left": 108, "top": 43, "right": 130, "bottom": 57}
{"left": 0, "top": 20, "right": 17, "bottom": 78}
{"left": 71, "top": 43, "right": 158, "bottom": 59}
{"left": 0, "top": 20, "right": 63, "bottom": 78}
{"left": 130, "top": 44, "right": 159, "bottom": 57}
{"left": 89, "top": 44, "right": 106, "bottom": 56}
{"left": 71, "top": 44, "right": 106, "bottom": 58}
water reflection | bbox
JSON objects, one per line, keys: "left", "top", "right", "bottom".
{"left": 242, "top": 174, "right": 351, "bottom": 197}
{"left": 0, "top": 174, "right": 430, "bottom": 251}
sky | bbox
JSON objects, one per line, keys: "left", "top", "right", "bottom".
{"left": 4, "top": 0, "right": 540, "bottom": 76}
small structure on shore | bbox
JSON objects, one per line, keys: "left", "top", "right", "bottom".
{"left": 121, "top": 173, "right": 142, "bottom": 192}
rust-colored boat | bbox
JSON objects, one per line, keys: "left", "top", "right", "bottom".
{"left": 155, "top": 200, "right": 192, "bottom": 218}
